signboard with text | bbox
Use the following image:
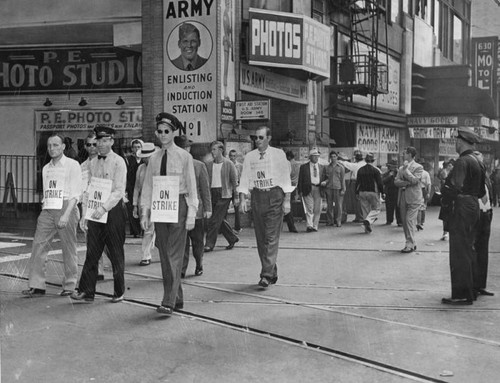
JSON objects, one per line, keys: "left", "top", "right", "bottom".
{"left": 0, "top": 47, "right": 142, "bottom": 94}
{"left": 235, "top": 100, "right": 270, "bottom": 120}
{"left": 248, "top": 8, "right": 330, "bottom": 79}
{"left": 240, "top": 63, "right": 308, "bottom": 104}
{"left": 472, "top": 37, "right": 498, "bottom": 103}
{"left": 356, "top": 124, "right": 399, "bottom": 154}
{"left": 163, "top": 0, "right": 217, "bottom": 142}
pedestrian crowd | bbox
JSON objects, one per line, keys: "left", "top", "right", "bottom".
{"left": 21, "top": 115, "right": 495, "bottom": 313}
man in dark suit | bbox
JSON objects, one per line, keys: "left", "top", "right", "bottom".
{"left": 171, "top": 23, "right": 208, "bottom": 71}
{"left": 298, "top": 148, "right": 326, "bottom": 232}
{"left": 174, "top": 135, "right": 212, "bottom": 278}
{"left": 473, "top": 151, "right": 494, "bottom": 298}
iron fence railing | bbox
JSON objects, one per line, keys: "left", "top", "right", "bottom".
{"left": 0, "top": 155, "right": 40, "bottom": 212}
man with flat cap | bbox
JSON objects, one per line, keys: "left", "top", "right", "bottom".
{"left": 174, "top": 135, "right": 212, "bottom": 278}
{"left": 140, "top": 112, "right": 198, "bottom": 316}
{"left": 355, "top": 152, "right": 383, "bottom": 233}
{"left": 441, "top": 127, "right": 485, "bottom": 305}
{"left": 171, "top": 23, "right": 208, "bottom": 71}
{"left": 72, "top": 126, "right": 127, "bottom": 303}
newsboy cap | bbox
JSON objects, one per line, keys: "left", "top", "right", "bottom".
{"left": 457, "top": 127, "right": 481, "bottom": 144}
{"left": 365, "top": 152, "right": 375, "bottom": 162}
{"left": 174, "top": 135, "right": 193, "bottom": 149}
{"left": 155, "top": 112, "right": 183, "bottom": 131}
{"left": 94, "top": 126, "right": 116, "bottom": 139}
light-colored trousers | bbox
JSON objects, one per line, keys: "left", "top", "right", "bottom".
{"left": 28, "top": 201, "right": 79, "bottom": 291}
{"left": 399, "top": 195, "right": 420, "bottom": 248}
{"left": 141, "top": 222, "right": 156, "bottom": 261}
{"left": 359, "top": 191, "right": 381, "bottom": 224}
{"left": 302, "top": 186, "right": 322, "bottom": 230}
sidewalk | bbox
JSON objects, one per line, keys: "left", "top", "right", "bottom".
{"left": 1, "top": 207, "right": 500, "bottom": 382}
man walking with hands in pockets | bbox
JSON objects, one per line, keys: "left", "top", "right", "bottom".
{"left": 238, "top": 126, "right": 293, "bottom": 288}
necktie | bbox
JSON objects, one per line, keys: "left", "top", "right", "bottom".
{"left": 313, "top": 164, "right": 317, "bottom": 178}
{"left": 98, "top": 155, "right": 106, "bottom": 160}
{"left": 160, "top": 150, "right": 167, "bottom": 176}
{"left": 259, "top": 151, "right": 265, "bottom": 160}
{"left": 186, "top": 63, "right": 193, "bottom": 71}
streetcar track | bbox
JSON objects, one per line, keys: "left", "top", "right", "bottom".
{"left": 1, "top": 272, "right": 448, "bottom": 383}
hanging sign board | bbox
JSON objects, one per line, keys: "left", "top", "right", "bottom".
{"left": 235, "top": 100, "right": 270, "bottom": 120}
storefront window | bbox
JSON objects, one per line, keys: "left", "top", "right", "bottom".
{"left": 452, "top": 14, "right": 463, "bottom": 63}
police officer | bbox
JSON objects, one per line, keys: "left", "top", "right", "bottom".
{"left": 441, "top": 127, "right": 485, "bottom": 305}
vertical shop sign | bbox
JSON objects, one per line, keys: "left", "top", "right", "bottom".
{"left": 220, "top": 0, "right": 235, "bottom": 123}
{"left": 163, "top": 0, "right": 217, "bottom": 142}
{"left": 472, "top": 37, "right": 498, "bottom": 103}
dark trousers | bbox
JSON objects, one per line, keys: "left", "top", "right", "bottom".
{"left": 448, "top": 196, "right": 480, "bottom": 301}
{"left": 385, "top": 193, "right": 401, "bottom": 224}
{"left": 283, "top": 189, "right": 297, "bottom": 231}
{"left": 251, "top": 188, "right": 284, "bottom": 279}
{"left": 205, "top": 188, "right": 238, "bottom": 249}
{"left": 474, "top": 209, "right": 492, "bottom": 291}
{"left": 233, "top": 204, "right": 241, "bottom": 231}
{"left": 79, "top": 204, "right": 126, "bottom": 298}
{"left": 126, "top": 201, "right": 142, "bottom": 236}
{"left": 155, "top": 198, "right": 188, "bottom": 308}
{"left": 182, "top": 218, "right": 204, "bottom": 275}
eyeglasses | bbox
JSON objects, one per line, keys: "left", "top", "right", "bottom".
{"left": 86, "top": 143, "right": 97, "bottom": 147}
{"left": 255, "top": 135, "right": 267, "bottom": 141}
{"left": 157, "top": 128, "right": 171, "bottom": 135}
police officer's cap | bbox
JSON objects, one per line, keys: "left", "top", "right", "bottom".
{"left": 457, "top": 127, "right": 481, "bottom": 144}
{"left": 155, "top": 112, "right": 183, "bottom": 131}
{"left": 94, "top": 126, "right": 116, "bottom": 139}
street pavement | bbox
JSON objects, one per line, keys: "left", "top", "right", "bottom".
{"left": 1, "top": 206, "right": 499, "bottom": 383}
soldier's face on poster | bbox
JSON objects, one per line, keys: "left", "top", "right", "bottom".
{"left": 178, "top": 32, "right": 200, "bottom": 61}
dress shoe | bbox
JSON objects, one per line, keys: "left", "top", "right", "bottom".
{"left": 478, "top": 288, "right": 494, "bottom": 296}
{"left": 289, "top": 228, "right": 298, "bottom": 233}
{"left": 156, "top": 305, "right": 173, "bottom": 316}
{"left": 269, "top": 276, "right": 278, "bottom": 284}
{"left": 400, "top": 246, "right": 415, "bottom": 253}
{"left": 204, "top": 246, "right": 213, "bottom": 252}
{"left": 97, "top": 274, "right": 105, "bottom": 281}
{"left": 441, "top": 297, "right": 473, "bottom": 305}
{"left": 363, "top": 220, "right": 372, "bottom": 233}
{"left": 226, "top": 238, "right": 239, "bottom": 250}
{"left": 306, "top": 226, "right": 314, "bottom": 232}
{"left": 258, "top": 277, "right": 270, "bottom": 288}
{"left": 195, "top": 266, "right": 203, "bottom": 276}
{"left": 111, "top": 295, "right": 124, "bottom": 303}
{"left": 70, "top": 292, "right": 94, "bottom": 302}
{"left": 139, "top": 259, "right": 151, "bottom": 266}
{"left": 416, "top": 224, "right": 424, "bottom": 231}
{"left": 174, "top": 301, "right": 184, "bottom": 310}
{"left": 441, "top": 233, "right": 448, "bottom": 241}
{"left": 60, "top": 290, "right": 74, "bottom": 297}
{"left": 22, "top": 288, "right": 46, "bottom": 297}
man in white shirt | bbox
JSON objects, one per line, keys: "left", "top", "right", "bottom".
{"left": 239, "top": 126, "right": 293, "bottom": 288}
{"left": 22, "top": 134, "right": 82, "bottom": 297}
{"left": 340, "top": 150, "right": 365, "bottom": 222}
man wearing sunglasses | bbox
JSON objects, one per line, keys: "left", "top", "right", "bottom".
{"left": 72, "top": 126, "right": 127, "bottom": 303}
{"left": 140, "top": 112, "right": 198, "bottom": 316}
{"left": 80, "top": 132, "right": 105, "bottom": 281}
{"left": 238, "top": 127, "right": 293, "bottom": 288}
